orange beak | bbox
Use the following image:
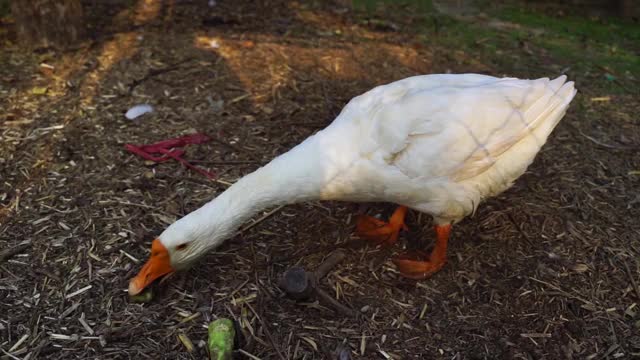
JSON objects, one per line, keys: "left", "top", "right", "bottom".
{"left": 128, "top": 239, "right": 174, "bottom": 296}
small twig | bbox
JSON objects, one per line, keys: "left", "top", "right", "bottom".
{"left": 316, "top": 287, "right": 358, "bottom": 318}
{"left": 0, "top": 348, "right": 22, "bottom": 360}
{"left": 237, "top": 349, "right": 262, "bottom": 360}
{"left": 288, "top": 122, "right": 327, "bottom": 128}
{"left": 606, "top": 311, "right": 618, "bottom": 345}
{"left": 190, "top": 160, "right": 266, "bottom": 165}
{"left": 314, "top": 250, "right": 347, "bottom": 279}
{"left": 127, "top": 57, "right": 194, "bottom": 94}
{"left": 0, "top": 241, "right": 32, "bottom": 265}
{"left": 577, "top": 129, "right": 636, "bottom": 150}
{"left": 32, "top": 268, "right": 62, "bottom": 282}
{"left": 602, "top": 343, "right": 621, "bottom": 359}
{"left": 280, "top": 249, "right": 357, "bottom": 317}
{"left": 210, "top": 138, "right": 262, "bottom": 162}
{"left": 621, "top": 259, "right": 640, "bottom": 301}
{"left": 239, "top": 205, "right": 285, "bottom": 234}
{"left": 529, "top": 277, "right": 594, "bottom": 306}
{"left": 245, "top": 302, "right": 287, "bottom": 360}
{"left": 247, "top": 242, "right": 286, "bottom": 360}
{"left": 506, "top": 212, "right": 533, "bottom": 247}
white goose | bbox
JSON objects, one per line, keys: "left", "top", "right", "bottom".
{"left": 129, "top": 73, "right": 576, "bottom": 295}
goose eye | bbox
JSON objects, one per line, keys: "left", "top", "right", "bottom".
{"left": 176, "top": 243, "right": 188, "bottom": 251}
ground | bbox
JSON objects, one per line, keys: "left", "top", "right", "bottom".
{"left": 1, "top": 0, "right": 640, "bottom": 359}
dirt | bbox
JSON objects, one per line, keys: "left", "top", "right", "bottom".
{"left": 1, "top": 0, "right": 639, "bottom": 359}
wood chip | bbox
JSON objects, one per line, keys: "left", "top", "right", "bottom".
{"left": 8, "top": 333, "right": 29, "bottom": 352}
{"left": 65, "top": 285, "right": 92, "bottom": 299}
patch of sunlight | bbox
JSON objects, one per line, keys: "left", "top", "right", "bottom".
{"left": 291, "top": 5, "right": 432, "bottom": 72}
{"left": 75, "top": 0, "right": 167, "bottom": 106}
{"left": 35, "top": 0, "right": 163, "bottom": 110}
{"left": 194, "top": 35, "right": 270, "bottom": 103}
{"left": 195, "top": 31, "right": 434, "bottom": 103}
{"left": 133, "top": 0, "right": 162, "bottom": 25}
{"left": 79, "top": 32, "right": 138, "bottom": 107}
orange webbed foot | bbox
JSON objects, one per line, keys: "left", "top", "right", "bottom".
{"left": 355, "top": 206, "right": 408, "bottom": 246}
{"left": 392, "top": 250, "right": 447, "bottom": 280}
{"left": 392, "top": 224, "right": 451, "bottom": 280}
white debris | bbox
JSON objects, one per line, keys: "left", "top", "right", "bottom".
{"left": 125, "top": 104, "right": 153, "bottom": 120}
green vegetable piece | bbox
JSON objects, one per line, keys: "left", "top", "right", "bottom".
{"left": 207, "top": 318, "right": 235, "bottom": 360}
{"left": 129, "top": 288, "right": 153, "bottom": 303}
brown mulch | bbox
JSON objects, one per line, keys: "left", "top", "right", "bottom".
{"left": 1, "top": 1, "right": 639, "bottom": 359}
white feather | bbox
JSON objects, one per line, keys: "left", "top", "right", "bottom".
{"left": 125, "top": 104, "right": 153, "bottom": 120}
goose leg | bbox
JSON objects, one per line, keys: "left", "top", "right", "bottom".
{"left": 392, "top": 224, "right": 451, "bottom": 280}
{"left": 355, "top": 206, "right": 408, "bottom": 246}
